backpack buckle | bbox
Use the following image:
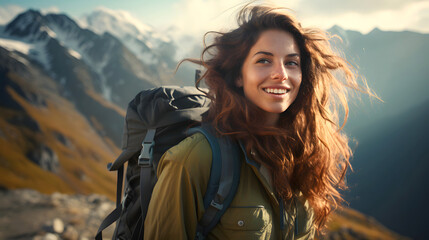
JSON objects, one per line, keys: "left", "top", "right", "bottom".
{"left": 138, "top": 129, "right": 156, "bottom": 167}
{"left": 138, "top": 142, "right": 153, "bottom": 167}
{"left": 210, "top": 199, "right": 223, "bottom": 210}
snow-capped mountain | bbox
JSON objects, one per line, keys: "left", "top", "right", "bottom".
{"left": 1, "top": 10, "right": 54, "bottom": 70}
{"left": 0, "top": 9, "right": 178, "bottom": 108}
{"left": 0, "top": 9, "right": 190, "bottom": 212}
{"left": 80, "top": 7, "right": 177, "bottom": 67}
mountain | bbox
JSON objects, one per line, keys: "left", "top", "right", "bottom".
{"left": 328, "top": 26, "right": 429, "bottom": 239}
{"left": 328, "top": 26, "right": 429, "bottom": 131}
{"left": 345, "top": 100, "right": 429, "bottom": 239}
{"left": 1, "top": 9, "right": 175, "bottom": 109}
{"left": 0, "top": 8, "right": 196, "bottom": 197}
{"left": 80, "top": 7, "right": 194, "bottom": 86}
{"left": 0, "top": 9, "right": 163, "bottom": 196}
{"left": 80, "top": 8, "right": 176, "bottom": 66}
{"left": 0, "top": 45, "right": 119, "bottom": 196}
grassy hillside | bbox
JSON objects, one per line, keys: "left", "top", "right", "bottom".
{"left": 324, "top": 208, "right": 410, "bottom": 239}
{"left": 0, "top": 71, "right": 120, "bottom": 199}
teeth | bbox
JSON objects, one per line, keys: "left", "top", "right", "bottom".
{"left": 264, "top": 88, "right": 288, "bottom": 94}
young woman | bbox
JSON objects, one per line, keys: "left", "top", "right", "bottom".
{"left": 144, "top": 5, "right": 370, "bottom": 240}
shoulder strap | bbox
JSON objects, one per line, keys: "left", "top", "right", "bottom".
{"left": 95, "top": 165, "right": 124, "bottom": 240}
{"left": 134, "top": 128, "right": 157, "bottom": 240}
{"left": 95, "top": 129, "right": 156, "bottom": 240}
{"left": 189, "top": 125, "right": 241, "bottom": 240}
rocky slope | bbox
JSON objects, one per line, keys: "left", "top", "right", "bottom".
{"left": 0, "top": 189, "right": 409, "bottom": 240}
{"left": 0, "top": 189, "right": 115, "bottom": 240}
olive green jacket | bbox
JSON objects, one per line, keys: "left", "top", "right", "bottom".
{"left": 144, "top": 133, "right": 315, "bottom": 240}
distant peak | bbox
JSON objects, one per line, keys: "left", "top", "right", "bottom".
{"left": 83, "top": 7, "right": 153, "bottom": 35}
{"left": 45, "top": 13, "right": 80, "bottom": 30}
{"left": 16, "top": 9, "right": 44, "bottom": 22}
{"left": 4, "top": 9, "right": 81, "bottom": 42}
{"left": 329, "top": 25, "right": 344, "bottom": 31}
{"left": 368, "top": 27, "right": 382, "bottom": 34}
{"left": 23, "top": 9, "right": 42, "bottom": 16}
{"left": 327, "top": 25, "right": 348, "bottom": 37}
{"left": 5, "top": 9, "right": 45, "bottom": 37}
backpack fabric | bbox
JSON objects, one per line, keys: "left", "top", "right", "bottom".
{"left": 96, "top": 86, "right": 242, "bottom": 240}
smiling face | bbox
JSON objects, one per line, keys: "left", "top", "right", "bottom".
{"left": 238, "top": 29, "right": 302, "bottom": 126}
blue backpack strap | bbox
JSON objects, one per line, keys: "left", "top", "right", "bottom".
{"left": 189, "top": 125, "right": 241, "bottom": 240}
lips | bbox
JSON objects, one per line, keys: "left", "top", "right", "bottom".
{"left": 263, "top": 88, "right": 289, "bottom": 94}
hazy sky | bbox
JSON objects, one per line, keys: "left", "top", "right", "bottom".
{"left": 0, "top": 0, "right": 428, "bottom": 37}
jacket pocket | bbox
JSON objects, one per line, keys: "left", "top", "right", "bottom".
{"left": 220, "top": 206, "right": 270, "bottom": 231}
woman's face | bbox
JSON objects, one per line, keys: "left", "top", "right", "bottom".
{"left": 238, "top": 29, "right": 302, "bottom": 126}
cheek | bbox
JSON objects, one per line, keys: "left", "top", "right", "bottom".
{"left": 244, "top": 69, "right": 267, "bottom": 86}
{"left": 296, "top": 78, "right": 302, "bottom": 89}
{"left": 241, "top": 72, "right": 256, "bottom": 89}
{"left": 293, "top": 72, "right": 302, "bottom": 88}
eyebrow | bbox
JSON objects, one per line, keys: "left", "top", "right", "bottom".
{"left": 253, "top": 51, "right": 300, "bottom": 58}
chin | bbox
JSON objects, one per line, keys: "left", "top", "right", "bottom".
{"left": 264, "top": 106, "right": 290, "bottom": 114}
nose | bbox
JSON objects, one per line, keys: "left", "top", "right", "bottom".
{"left": 271, "top": 62, "right": 288, "bottom": 81}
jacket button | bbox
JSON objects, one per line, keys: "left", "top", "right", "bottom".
{"left": 237, "top": 220, "right": 244, "bottom": 227}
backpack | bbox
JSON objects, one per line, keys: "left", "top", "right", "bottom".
{"left": 95, "top": 86, "right": 242, "bottom": 240}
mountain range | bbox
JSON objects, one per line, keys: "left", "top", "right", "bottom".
{"left": 0, "top": 8, "right": 427, "bottom": 239}
{"left": 327, "top": 26, "right": 429, "bottom": 240}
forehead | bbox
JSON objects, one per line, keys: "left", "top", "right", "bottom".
{"left": 249, "top": 29, "right": 300, "bottom": 55}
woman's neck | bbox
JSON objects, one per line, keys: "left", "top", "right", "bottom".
{"left": 264, "top": 112, "right": 280, "bottom": 127}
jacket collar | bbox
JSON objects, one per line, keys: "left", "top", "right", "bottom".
{"left": 238, "top": 141, "right": 261, "bottom": 168}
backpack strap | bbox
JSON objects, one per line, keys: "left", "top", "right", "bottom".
{"left": 189, "top": 125, "right": 241, "bottom": 240}
{"left": 132, "top": 128, "right": 157, "bottom": 240}
{"left": 95, "top": 163, "right": 125, "bottom": 240}
{"left": 95, "top": 129, "right": 156, "bottom": 240}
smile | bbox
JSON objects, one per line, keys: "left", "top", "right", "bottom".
{"left": 263, "top": 88, "right": 289, "bottom": 94}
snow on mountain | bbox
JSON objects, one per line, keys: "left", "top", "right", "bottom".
{"left": 0, "top": 11, "right": 52, "bottom": 71}
{"left": 1, "top": 10, "right": 155, "bottom": 104}
{"left": 80, "top": 7, "right": 176, "bottom": 65}
{"left": 0, "top": 36, "right": 32, "bottom": 55}
{"left": 41, "top": 13, "right": 115, "bottom": 100}
{"left": 0, "top": 8, "right": 190, "bottom": 107}
{"left": 80, "top": 7, "right": 153, "bottom": 40}
{"left": 1, "top": 10, "right": 106, "bottom": 99}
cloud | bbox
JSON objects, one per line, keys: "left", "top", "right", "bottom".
{"left": 90, "top": 6, "right": 153, "bottom": 33}
{"left": 169, "top": 0, "right": 302, "bottom": 38}
{"left": 0, "top": 5, "right": 25, "bottom": 24}
{"left": 164, "top": 0, "right": 429, "bottom": 59}
{"left": 298, "top": 1, "right": 429, "bottom": 34}
{"left": 167, "top": 0, "right": 429, "bottom": 39}
{"left": 40, "top": 6, "right": 61, "bottom": 15}
{"left": 299, "top": 0, "right": 426, "bottom": 15}
{"left": 411, "top": 4, "right": 429, "bottom": 33}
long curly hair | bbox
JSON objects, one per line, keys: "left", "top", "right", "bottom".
{"left": 183, "top": 5, "right": 373, "bottom": 230}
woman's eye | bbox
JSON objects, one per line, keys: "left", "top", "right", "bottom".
{"left": 285, "top": 61, "right": 299, "bottom": 66}
{"left": 257, "top": 58, "right": 270, "bottom": 64}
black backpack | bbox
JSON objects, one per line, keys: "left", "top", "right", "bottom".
{"left": 96, "top": 86, "right": 242, "bottom": 240}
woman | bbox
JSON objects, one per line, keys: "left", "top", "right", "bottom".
{"left": 145, "top": 5, "right": 370, "bottom": 240}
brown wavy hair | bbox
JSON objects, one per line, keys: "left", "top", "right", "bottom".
{"left": 182, "top": 5, "right": 373, "bottom": 230}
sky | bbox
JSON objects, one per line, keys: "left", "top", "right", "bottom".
{"left": 0, "top": 0, "right": 428, "bottom": 38}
